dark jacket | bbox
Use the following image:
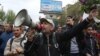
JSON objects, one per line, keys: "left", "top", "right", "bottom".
{"left": 24, "top": 32, "right": 60, "bottom": 56}
{"left": 24, "top": 19, "right": 90, "bottom": 56}
{"left": 62, "top": 24, "right": 73, "bottom": 31}
{"left": 84, "top": 34, "right": 99, "bottom": 56}
{"left": 59, "top": 19, "right": 90, "bottom": 56}
{"left": 24, "top": 39, "right": 39, "bottom": 56}
{"left": 0, "top": 32, "right": 13, "bottom": 56}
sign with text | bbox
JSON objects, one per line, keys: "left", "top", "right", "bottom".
{"left": 40, "top": 0, "right": 62, "bottom": 13}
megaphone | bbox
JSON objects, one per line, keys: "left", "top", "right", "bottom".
{"left": 14, "top": 9, "right": 36, "bottom": 28}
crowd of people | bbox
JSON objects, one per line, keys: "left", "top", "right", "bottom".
{"left": 0, "top": 5, "right": 100, "bottom": 56}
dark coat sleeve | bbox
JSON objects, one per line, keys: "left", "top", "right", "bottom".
{"left": 61, "top": 19, "right": 90, "bottom": 41}
{"left": 24, "top": 36, "right": 40, "bottom": 56}
{"left": 58, "top": 19, "right": 90, "bottom": 55}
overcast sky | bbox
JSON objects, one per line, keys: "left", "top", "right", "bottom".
{"left": 0, "top": 0, "right": 78, "bottom": 22}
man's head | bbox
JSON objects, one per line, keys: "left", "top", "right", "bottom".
{"left": 89, "top": 5, "right": 99, "bottom": 18}
{"left": 86, "top": 26, "right": 93, "bottom": 35}
{"left": 4, "top": 23, "right": 12, "bottom": 32}
{"left": 40, "top": 18, "right": 55, "bottom": 33}
{"left": 26, "top": 28, "right": 36, "bottom": 41}
{"left": 56, "top": 26, "right": 62, "bottom": 32}
{"left": 13, "top": 26, "right": 22, "bottom": 37}
{"left": 85, "top": 25, "right": 96, "bottom": 35}
{"left": 66, "top": 16, "right": 74, "bottom": 26}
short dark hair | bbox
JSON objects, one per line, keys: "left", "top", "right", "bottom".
{"left": 67, "top": 16, "right": 73, "bottom": 19}
{"left": 85, "top": 24, "right": 95, "bottom": 30}
{"left": 66, "top": 16, "right": 75, "bottom": 21}
{"left": 89, "top": 5, "right": 98, "bottom": 13}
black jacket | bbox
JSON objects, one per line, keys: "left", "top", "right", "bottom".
{"left": 24, "top": 32, "right": 60, "bottom": 56}
{"left": 58, "top": 19, "right": 90, "bottom": 56}
{"left": 24, "top": 19, "right": 90, "bottom": 56}
{"left": 24, "top": 40, "right": 39, "bottom": 56}
{"left": 84, "top": 34, "right": 99, "bottom": 56}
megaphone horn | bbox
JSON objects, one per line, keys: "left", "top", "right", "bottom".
{"left": 14, "top": 9, "right": 36, "bottom": 28}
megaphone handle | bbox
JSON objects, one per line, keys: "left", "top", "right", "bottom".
{"left": 20, "top": 27, "right": 30, "bottom": 48}
{"left": 29, "top": 19, "right": 32, "bottom": 27}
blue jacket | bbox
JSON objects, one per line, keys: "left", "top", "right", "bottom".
{"left": 0, "top": 32, "right": 13, "bottom": 54}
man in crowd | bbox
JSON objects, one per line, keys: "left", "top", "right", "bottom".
{"left": 59, "top": 5, "right": 99, "bottom": 56}
{"left": 24, "top": 27, "right": 37, "bottom": 56}
{"left": 60, "top": 16, "right": 86, "bottom": 56}
{"left": 4, "top": 26, "right": 24, "bottom": 56}
{"left": 62, "top": 16, "right": 74, "bottom": 31}
{"left": 24, "top": 8, "right": 96, "bottom": 56}
{"left": 0, "top": 23, "right": 13, "bottom": 56}
{"left": 83, "top": 25, "right": 99, "bottom": 56}
{"left": 24, "top": 18, "right": 61, "bottom": 56}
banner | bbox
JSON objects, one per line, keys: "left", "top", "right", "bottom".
{"left": 40, "top": 0, "right": 62, "bottom": 13}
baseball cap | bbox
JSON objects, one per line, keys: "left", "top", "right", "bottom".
{"left": 40, "top": 18, "right": 55, "bottom": 28}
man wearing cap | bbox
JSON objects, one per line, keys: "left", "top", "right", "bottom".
{"left": 24, "top": 6, "right": 98, "bottom": 56}
{"left": 24, "top": 18, "right": 61, "bottom": 56}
